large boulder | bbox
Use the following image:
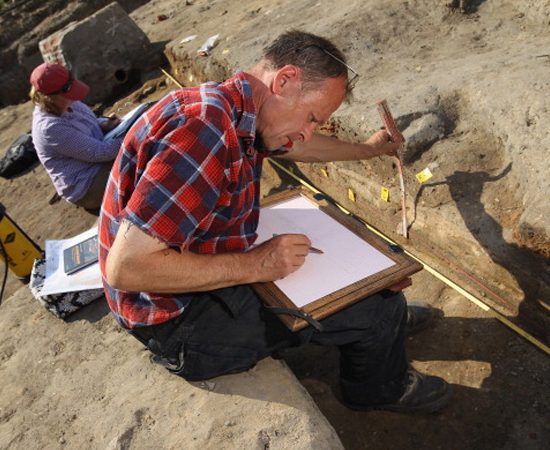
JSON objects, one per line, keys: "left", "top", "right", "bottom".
{"left": 38, "top": 2, "right": 163, "bottom": 104}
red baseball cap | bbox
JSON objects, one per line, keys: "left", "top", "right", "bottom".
{"left": 30, "top": 62, "right": 90, "bottom": 101}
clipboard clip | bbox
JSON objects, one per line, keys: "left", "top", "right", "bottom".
{"left": 264, "top": 306, "right": 324, "bottom": 331}
{"left": 389, "top": 244, "right": 404, "bottom": 253}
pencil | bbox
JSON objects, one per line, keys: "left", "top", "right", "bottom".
{"left": 309, "top": 246, "right": 324, "bottom": 254}
{"left": 272, "top": 234, "right": 324, "bottom": 254}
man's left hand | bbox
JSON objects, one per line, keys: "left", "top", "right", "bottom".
{"left": 364, "top": 129, "right": 402, "bottom": 157}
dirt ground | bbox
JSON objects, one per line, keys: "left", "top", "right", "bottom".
{"left": 1, "top": 1, "right": 550, "bottom": 449}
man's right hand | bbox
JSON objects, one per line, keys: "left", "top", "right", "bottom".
{"left": 250, "top": 233, "right": 312, "bottom": 281}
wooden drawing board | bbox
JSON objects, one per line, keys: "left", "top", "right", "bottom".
{"left": 252, "top": 188, "right": 423, "bottom": 331}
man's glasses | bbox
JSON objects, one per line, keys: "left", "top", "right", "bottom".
{"left": 321, "top": 48, "right": 360, "bottom": 90}
{"left": 291, "top": 44, "right": 360, "bottom": 90}
{"left": 48, "top": 75, "right": 73, "bottom": 96}
{"left": 284, "top": 44, "right": 361, "bottom": 92}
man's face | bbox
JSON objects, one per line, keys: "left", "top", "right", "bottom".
{"left": 257, "top": 73, "right": 347, "bottom": 151}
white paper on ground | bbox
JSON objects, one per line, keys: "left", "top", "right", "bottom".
{"left": 39, "top": 226, "right": 102, "bottom": 296}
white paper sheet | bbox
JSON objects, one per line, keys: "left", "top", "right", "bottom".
{"left": 39, "top": 227, "right": 103, "bottom": 295}
{"left": 103, "top": 102, "right": 153, "bottom": 140}
{"left": 256, "top": 196, "right": 395, "bottom": 307}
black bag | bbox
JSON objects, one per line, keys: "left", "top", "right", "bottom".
{"left": 0, "top": 133, "right": 39, "bottom": 179}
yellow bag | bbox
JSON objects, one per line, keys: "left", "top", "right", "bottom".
{"left": 0, "top": 203, "right": 42, "bottom": 279}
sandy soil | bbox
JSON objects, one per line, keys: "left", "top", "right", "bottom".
{"left": 1, "top": 1, "right": 550, "bottom": 449}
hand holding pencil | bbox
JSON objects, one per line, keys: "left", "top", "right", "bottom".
{"left": 249, "top": 233, "right": 323, "bottom": 282}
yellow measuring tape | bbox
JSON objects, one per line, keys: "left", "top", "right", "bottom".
{"left": 159, "top": 67, "right": 184, "bottom": 89}
{"left": 268, "top": 158, "right": 550, "bottom": 356}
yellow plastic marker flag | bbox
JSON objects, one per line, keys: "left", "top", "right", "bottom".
{"left": 348, "top": 189, "right": 356, "bottom": 202}
{"left": 416, "top": 168, "right": 433, "bottom": 183}
{"left": 381, "top": 187, "right": 390, "bottom": 202}
{"left": 320, "top": 168, "right": 329, "bottom": 178}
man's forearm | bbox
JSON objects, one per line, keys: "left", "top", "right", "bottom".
{"left": 281, "top": 130, "right": 400, "bottom": 163}
{"left": 105, "top": 221, "right": 310, "bottom": 294}
{"left": 106, "top": 245, "right": 258, "bottom": 293}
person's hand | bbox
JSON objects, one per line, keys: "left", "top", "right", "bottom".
{"left": 365, "top": 129, "right": 402, "bottom": 157}
{"left": 250, "top": 233, "right": 312, "bottom": 281}
{"left": 100, "top": 113, "right": 121, "bottom": 133}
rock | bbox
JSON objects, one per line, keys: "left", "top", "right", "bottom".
{"left": 38, "top": 2, "right": 163, "bottom": 104}
{"left": 402, "top": 113, "right": 446, "bottom": 163}
{"left": 0, "top": 287, "right": 345, "bottom": 450}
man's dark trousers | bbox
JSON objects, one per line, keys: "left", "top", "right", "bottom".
{"left": 136, "top": 285, "right": 408, "bottom": 407}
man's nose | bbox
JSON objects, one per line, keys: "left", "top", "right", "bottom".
{"left": 300, "top": 123, "right": 316, "bottom": 142}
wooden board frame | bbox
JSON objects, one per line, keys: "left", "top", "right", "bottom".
{"left": 252, "top": 187, "right": 423, "bottom": 331}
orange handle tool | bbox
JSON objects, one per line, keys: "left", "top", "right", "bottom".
{"left": 376, "top": 99, "right": 405, "bottom": 144}
{"left": 376, "top": 99, "right": 408, "bottom": 238}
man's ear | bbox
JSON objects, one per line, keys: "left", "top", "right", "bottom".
{"left": 272, "top": 65, "right": 301, "bottom": 95}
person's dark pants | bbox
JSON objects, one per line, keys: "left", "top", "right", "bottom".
{"left": 132, "top": 285, "right": 408, "bottom": 407}
{"left": 73, "top": 161, "right": 113, "bottom": 210}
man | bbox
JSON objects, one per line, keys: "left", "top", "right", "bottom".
{"left": 99, "top": 30, "right": 452, "bottom": 414}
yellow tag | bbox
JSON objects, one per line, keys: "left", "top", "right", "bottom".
{"left": 416, "top": 168, "right": 433, "bottom": 183}
{"left": 222, "top": 49, "right": 230, "bottom": 55}
{"left": 320, "top": 169, "right": 329, "bottom": 178}
{"left": 381, "top": 187, "right": 390, "bottom": 202}
{"left": 348, "top": 189, "right": 356, "bottom": 202}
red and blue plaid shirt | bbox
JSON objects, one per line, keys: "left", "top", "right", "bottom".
{"left": 99, "top": 72, "right": 288, "bottom": 328}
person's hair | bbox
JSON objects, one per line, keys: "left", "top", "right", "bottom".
{"left": 263, "top": 30, "right": 349, "bottom": 89}
{"left": 29, "top": 86, "right": 64, "bottom": 116}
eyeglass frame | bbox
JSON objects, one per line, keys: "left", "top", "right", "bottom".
{"left": 288, "top": 44, "right": 360, "bottom": 91}
{"left": 320, "top": 48, "right": 360, "bottom": 90}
